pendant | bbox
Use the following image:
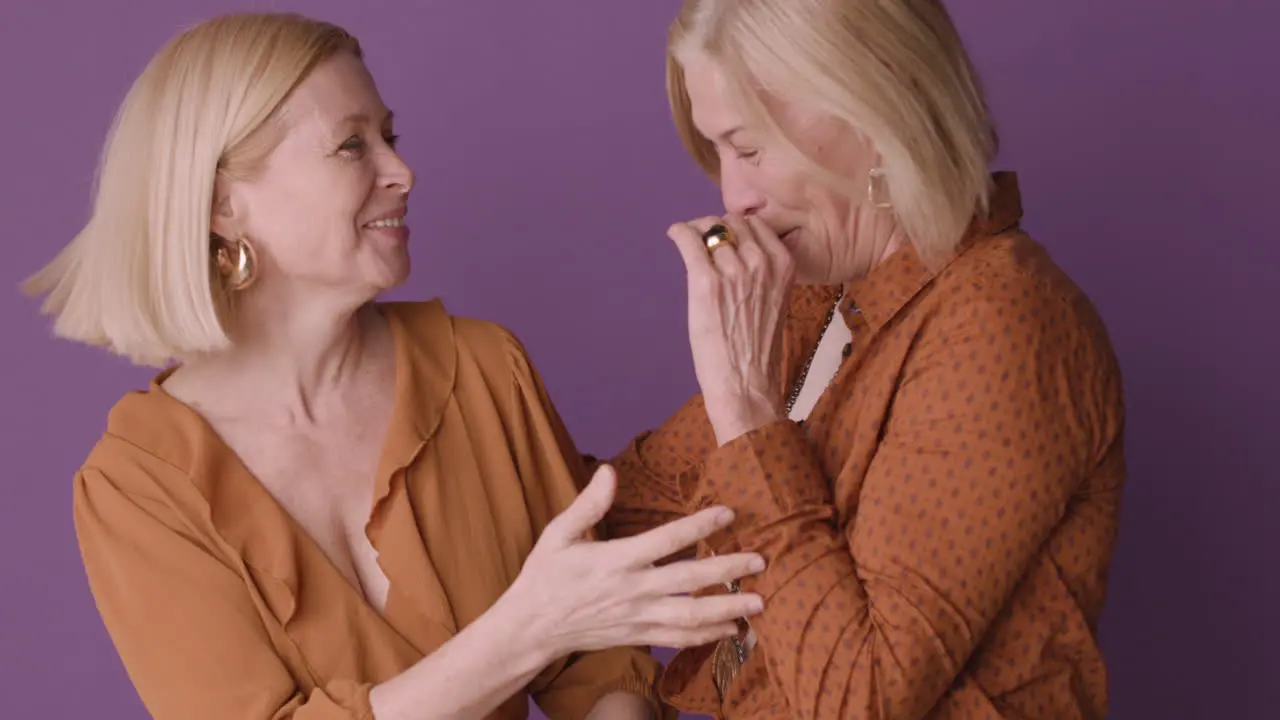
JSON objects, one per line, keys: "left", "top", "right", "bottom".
{"left": 712, "top": 635, "right": 743, "bottom": 699}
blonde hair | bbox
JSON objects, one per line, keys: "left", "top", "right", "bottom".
{"left": 666, "top": 0, "right": 997, "bottom": 266}
{"left": 21, "top": 13, "right": 361, "bottom": 366}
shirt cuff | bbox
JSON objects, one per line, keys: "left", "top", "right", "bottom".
{"left": 682, "top": 419, "right": 833, "bottom": 554}
{"left": 597, "top": 674, "right": 672, "bottom": 719}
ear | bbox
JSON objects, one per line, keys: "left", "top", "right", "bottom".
{"left": 210, "top": 174, "right": 239, "bottom": 240}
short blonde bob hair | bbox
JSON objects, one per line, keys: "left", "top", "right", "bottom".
{"left": 666, "top": 0, "right": 998, "bottom": 267}
{"left": 22, "top": 13, "right": 361, "bottom": 367}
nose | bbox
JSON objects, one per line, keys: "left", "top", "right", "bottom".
{"left": 381, "top": 147, "right": 415, "bottom": 195}
{"left": 719, "top": 161, "right": 764, "bottom": 216}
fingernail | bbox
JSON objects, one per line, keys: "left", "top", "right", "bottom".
{"left": 715, "top": 508, "right": 735, "bottom": 526}
{"left": 748, "top": 596, "right": 765, "bottom": 612}
{"left": 749, "top": 555, "right": 766, "bottom": 572}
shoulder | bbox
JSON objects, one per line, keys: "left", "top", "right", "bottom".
{"left": 380, "top": 298, "right": 539, "bottom": 387}
{"left": 71, "top": 387, "right": 214, "bottom": 542}
{"left": 81, "top": 385, "right": 204, "bottom": 491}
{"left": 912, "top": 230, "right": 1125, "bottom": 440}
{"left": 928, "top": 231, "right": 1117, "bottom": 357}
{"left": 452, "top": 315, "right": 533, "bottom": 373}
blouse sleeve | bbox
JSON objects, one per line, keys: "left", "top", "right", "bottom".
{"left": 681, "top": 275, "right": 1125, "bottom": 718}
{"left": 73, "top": 466, "right": 374, "bottom": 720}
{"left": 599, "top": 394, "right": 709, "bottom": 549}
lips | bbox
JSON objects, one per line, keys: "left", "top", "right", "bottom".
{"left": 363, "top": 203, "right": 408, "bottom": 229}
{"left": 361, "top": 209, "right": 410, "bottom": 243}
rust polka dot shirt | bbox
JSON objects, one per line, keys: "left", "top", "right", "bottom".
{"left": 601, "top": 173, "right": 1127, "bottom": 719}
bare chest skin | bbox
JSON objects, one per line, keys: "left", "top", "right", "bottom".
{"left": 165, "top": 333, "right": 399, "bottom": 614}
{"left": 213, "top": 396, "right": 395, "bottom": 613}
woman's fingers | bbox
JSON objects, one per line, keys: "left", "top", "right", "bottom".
{"left": 666, "top": 221, "right": 717, "bottom": 275}
{"left": 640, "top": 552, "right": 766, "bottom": 596}
{"left": 537, "top": 464, "right": 617, "bottom": 549}
{"left": 668, "top": 213, "right": 787, "bottom": 287}
{"left": 630, "top": 622, "right": 744, "bottom": 650}
{"left": 606, "top": 505, "right": 737, "bottom": 567}
{"left": 746, "top": 214, "right": 795, "bottom": 277}
{"left": 636, "top": 592, "right": 765, "bottom": 629}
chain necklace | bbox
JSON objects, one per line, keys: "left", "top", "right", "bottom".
{"left": 712, "top": 289, "right": 845, "bottom": 700}
{"left": 784, "top": 289, "right": 844, "bottom": 421}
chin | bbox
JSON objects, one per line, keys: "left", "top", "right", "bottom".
{"left": 792, "top": 258, "right": 829, "bottom": 286}
{"left": 372, "top": 248, "right": 411, "bottom": 288}
{"left": 380, "top": 263, "right": 411, "bottom": 290}
{"left": 782, "top": 236, "right": 822, "bottom": 286}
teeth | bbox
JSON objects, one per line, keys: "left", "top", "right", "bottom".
{"left": 367, "top": 217, "right": 404, "bottom": 228}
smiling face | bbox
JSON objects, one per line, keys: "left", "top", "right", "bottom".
{"left": 680, "top": 53, "right": 898, "bottom": 285}
{"left": 212, "top": 51, "right": 416, "bottom": 302}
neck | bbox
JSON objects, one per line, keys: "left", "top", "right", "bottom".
{"left": 874, "top": 226, "right": 907, "bottom": 268}
{"left": 830, "top": 220, "right": 908, "bottom": 291}
{"left": 185, "top": 292, "right": 383, "bottom": 425}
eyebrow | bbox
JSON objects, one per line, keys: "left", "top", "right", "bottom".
{"left": 712, "top": 126, "right": 746, "bottom": 143}
{"left": 336, "top": 109, "right": 395, "bottom": 127}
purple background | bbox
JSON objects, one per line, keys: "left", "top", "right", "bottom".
{"left": 1, "top": 1, "right": 1274, "bottom": 716}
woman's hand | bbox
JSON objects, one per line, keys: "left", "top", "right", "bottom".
{"left": 502, "top": 464, "right": 765, "bottom": 659}
{"left": 667, "top": 213, "right": 796, "bottom": 445}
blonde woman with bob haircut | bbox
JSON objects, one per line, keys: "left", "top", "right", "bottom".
{"left": 595, "top": 1, "right": 1128, "bottom": 718}
{"left": 23, "top": 12, "right": 773, "bottom": 720}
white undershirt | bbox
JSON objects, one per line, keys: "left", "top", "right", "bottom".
{"left": 788, "top": 314, "right": 854, "bottom": 423}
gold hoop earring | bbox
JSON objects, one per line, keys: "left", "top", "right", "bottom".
{"left": 215, "top": 236, "right": 258, "bottom": 291}
{"left": 867, "top": 167, "right": 892, "bottom": 210}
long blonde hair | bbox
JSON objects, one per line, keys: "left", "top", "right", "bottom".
{"left": 22, "top": 12, "right": 361, "bottom": 366}
{"left": 666, "top": 0, "right": 997, "bottom": 267}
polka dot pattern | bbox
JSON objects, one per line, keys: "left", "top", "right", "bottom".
{"left": 606, "top": 174, "right": 1126, "bottom": 719}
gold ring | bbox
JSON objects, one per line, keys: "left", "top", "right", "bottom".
{"left": 701, "top": 223, "right": 734, "bottom": 252}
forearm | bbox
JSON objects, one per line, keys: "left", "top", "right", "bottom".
{"left": 700, "top": 412, "right": 1087, "bottom": 718}
{"left": 605, "top": 400, "right": 712, "bottom": 545}
{"left": 696, "top": 421, "right": 959, "bottom": 719}
{"left": 604, "top": 442, "right": 689, "bottom": 544}
{"left": 369, "top": 593, "right": 550, "bottom": 720}
{"left": 743, "top": 517, "right": 956, "bottom": 719}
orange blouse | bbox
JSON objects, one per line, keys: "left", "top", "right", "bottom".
{"left": 71, "top": 301, "right": 663, "bottom": 720}
{"left": 603, "top": 173, "right": 1127, "bottom": 719}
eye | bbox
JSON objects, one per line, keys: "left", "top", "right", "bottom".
{"left": 383, "top": 133, "right": 400, "bottom": 149}
{"left": 338, "top": 135, "right": 366, "bottom": 155}
{"left": 734, "top": 147, "right": 760, "bottom": 165}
